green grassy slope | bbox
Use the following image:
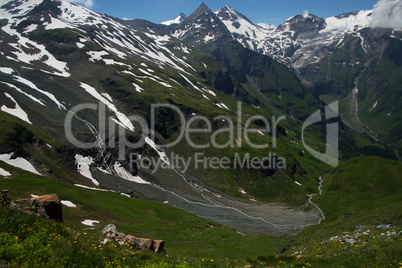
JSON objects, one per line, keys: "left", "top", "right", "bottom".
{"left": 0, "top": 163, "right": 288, "bottom": 260}
{"left": 0, "top": 206, "right": 253, "bottom": 267}
{"left": 317, "top": 156, "right": 401, "bottom": 221}
{"left": 245, "top": 156, "right": 402, "bottom": 267}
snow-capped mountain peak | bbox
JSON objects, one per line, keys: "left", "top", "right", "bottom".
{"left": 170, "top": 3, "right": 229, "bottom": 42}
{"left": 215, "top": 5, "right": 273, "bottom": 44}
{"left": 215, "top": 5, "right": 253, "bottom": 25}
{"left": 276, "top": 13, "right": 326, "bottom": 38}
{"left": 161, "top": 13, "right": 187, "bottom": 26}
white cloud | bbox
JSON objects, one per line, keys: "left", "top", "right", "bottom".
{"left": 303, "top": 10, "right": 309, "bottom": 19}
{"left": 66, "top": 0, "right": 95, "bottom": 8}
{"left": 371, "top": 0, "right": 402, "bottom": 28}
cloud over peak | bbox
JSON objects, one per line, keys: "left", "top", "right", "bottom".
{"left": 66, "top": 0, "right": 95, "bottom": 8}
{"left": 371, "top": 0, "right": 402, "bottom": 28}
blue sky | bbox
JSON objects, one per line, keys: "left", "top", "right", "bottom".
{"left": 74, "top": 0, "right": 379, "bottom": 26}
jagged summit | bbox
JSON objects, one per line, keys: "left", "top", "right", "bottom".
{"left": 171, "top": 2, "right": 230, "bottom": 42}
{"left": 181, "top": 2, "right": 214, "bottom": 23}
{"left": 218, "top": 5, "right": 234, "bottom": 13}
{"left": 215, "top": 4, "right": 272, "bottom": 44}
{"left": 196, "top": 2, "right": 209, "bottom": 12}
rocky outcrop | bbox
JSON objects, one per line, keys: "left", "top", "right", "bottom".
{"left": 125, "top": 235, "right": 154, "bottom": 250}
{"left": 29, "top": 194, "right": 63, "bottom": 222}
{"left": 0, "top": 190, "right": 15, "bottom": 208}
{"left": 102, "top": 224, "right": 118, "bottom": 239}
{"left": 125, "top": 235, "right": 165, "bottom": 253}
{"left": 102, "top": 224, "right": 165, "bottom": 253}
{"left": 153, "top": 240, "right": 166, "bottom": 253}
{"left": 1, "top": 191, "right": 63, "bottom": 222}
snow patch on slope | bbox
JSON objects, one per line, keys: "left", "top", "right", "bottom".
{"left": 0, "top": 167, "right": 11, "bottom": 177}
{"left": 132, "top": 83, "right": 145, "bottom": 92}
{"left": 145, "top": 137, "right": 170, "bottom": 165}
{"left": 87, "top": 51, "right": 109, "bottom": 62}
{"left": 0, "top": 67, "right": 14, "bottom": 75}
{"left": 61, "top": 200, "right": 77, "bottom": 208}
{"left": 13, "top": 76, "right": 65, "bottom": 109}
{"left": 369, "top": 100, "right": 379, "bottom": 112}
{"left": 0, "top": 153, "right": 41, "bottom": 175}
{"left": 215, "top": 102, "right": 230, "bottom": 110}
{"left": 238, "top": 187, "right": 247, "bottom": 194}
{"left": 1, "top": 20, "right": 70, "bottom": 77}
{"left": 0, "top": 82, "right": 46, "bottom": 106}
{"left": 75, "top": 184, "right": 109, "bottom": 191}
{"left": 75, "top": 154, "right": 99, "bottom": 186}
{"left": 1, "top": 93, "right": 32, "bottom": 124}
{"left": 81, "top": 220, "right": 99, "bottom": 226}
{"left": 80, "top": 82, "right": 135, "bottom": 131}
{"left": 113, "top": 162, "right": 150, "bottom": 184}
{"left": 101, "top": 93, "right": 113, "bottom": 102}
{"left": 0, "top": 0, "right": 44, "bottom": 19}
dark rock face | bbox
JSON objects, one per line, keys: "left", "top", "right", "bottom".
{"left": 30, "top": 194, "right": 63, "bottom": 222}
{"left": 153, "top": 240, "right": 165, "bottom": 253}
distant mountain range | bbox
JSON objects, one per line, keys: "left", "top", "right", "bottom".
{"left": 162, "top": 4, "right": 402, "bottom": 155}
